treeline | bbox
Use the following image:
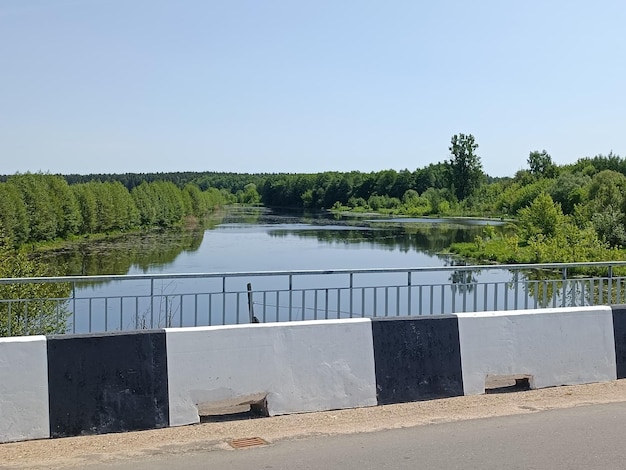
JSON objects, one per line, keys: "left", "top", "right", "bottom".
{"left": 4, "top": 136, "right": 626, "bottom": 259}
{"left": 62, "top": 171, "right": 206, "bottom": 190}
{"left": 191, "top": 165, "right": 456, "bottom": 211}
{"left": 3, "top": 167, "right": 454, "bottom": 210}
{"left": 0, "top": 173, "right": 227, "bottom": 247}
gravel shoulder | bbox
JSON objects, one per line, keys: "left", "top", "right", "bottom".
{"left": 3, "top": 379, "right": 626, "bottom": 469}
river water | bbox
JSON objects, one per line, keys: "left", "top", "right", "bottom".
{"left": 47, "top": 206, "right": 508, "bottom": 276}
{"left": 42, "top": 207, "right": 516, "bottom": 332}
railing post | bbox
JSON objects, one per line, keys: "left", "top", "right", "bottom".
{"left": 514, "top": 270, "right": 519, "bottom": 311}
{"left": 247, "top": 283, "right": 259, "bottom": 323}
{"left": 71, "top": 281, "right": 76, "bottom": 334}
{"left": 222, "top": 276, "right": 226, "bottom": 321}
{"left": 462, "top": 270, "right": 467, "bottom": 312}
{"left": 407, "top": 271, "right": 412, "bottom": 316}
{"left": 24, "top": 301, "right": 28, "bottom": 336}
{"left": 494, "top": 283, "right": 499, "bottom": 310}
{"left": 349, "top": 272, "right": 353, "bottom": 318}
{"left": 325, "top": 288, "right": 329, "bottom": 319}
{"left": 451, "top": 282, "right": 456, "bottom": 313}
{"left": 288, "top": 274, "right": 293, "bottom": 321}
{"left": 150, "top": 278, "right": 154, "bottom": 328}
{"left": 337, "top": 289, "right": 341, "bottom": 319}
{"left": 562, "top": 267, "right": 568, "bottom": 307}
{"left": 373, "top": 288, "right": 378, "bottom": 317}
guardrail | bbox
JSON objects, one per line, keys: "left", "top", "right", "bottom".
{"left": 2, "top": 261, "right": 626, "bottom": 335}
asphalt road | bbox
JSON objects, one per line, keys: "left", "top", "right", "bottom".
{"left": 82, "top": 402, "right": 626, "bottom": 470}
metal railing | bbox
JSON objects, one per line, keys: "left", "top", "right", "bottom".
{"left": 2, "top": 261, "right": 626, "bottom": 335}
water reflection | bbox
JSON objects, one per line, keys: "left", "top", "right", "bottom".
{"left": 38, "top": 229, "right": 207, "bottom": 276}
{"left": 448, "top": 262, "right": 480, "bottom": 295}
{"left": 266, "top": 220, "right": 508, "bottom": 255}
{"left": 38, "top": 206, "right": 509, "bottom": 276}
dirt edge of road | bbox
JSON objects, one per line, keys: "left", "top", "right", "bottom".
{"left": 3, "top": 379, "right": 626, "bottom": 469}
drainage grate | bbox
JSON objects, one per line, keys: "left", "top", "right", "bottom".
{"left": 228, "top": 437, "right": 268, "bottom": 449}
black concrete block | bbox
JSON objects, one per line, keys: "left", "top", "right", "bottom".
{"left": 371, "top": 316, "right": 464, "bottom": 405}
{"left": 612, "top": 305, "right": 626, "bottom": 379}
{"left": 47, "top": 330, "right": 169, "bottom": 438}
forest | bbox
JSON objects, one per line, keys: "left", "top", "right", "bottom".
{"left": 0, "top": 174, "right": 228, "bottom": 247}
{"left": 2, "top": 134, "right": 626, "bottom": 266}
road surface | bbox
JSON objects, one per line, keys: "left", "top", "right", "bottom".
{"left": 3, "top": 379, "right": 626, "bottom": 469}
{"left": 73, "top": 402, "right": 626, "bottom": 469}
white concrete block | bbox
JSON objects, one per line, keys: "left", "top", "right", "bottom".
{"left": 166, "top": 319, "right": 377, "bottom": 426}
{"left": 457, "top": 306, "right": 617, "bottom": 395}
{"left": 0, "top": 336, "right": 50, "bottom": 443}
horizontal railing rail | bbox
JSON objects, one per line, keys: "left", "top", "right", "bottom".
{"left": 2, "top": 261, "right": 626, "bottom": 336}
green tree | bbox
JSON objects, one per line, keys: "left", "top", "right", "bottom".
{"left": 587, "top": 170, "right": 626, "bottom": 211}
{"left": 71, "top": 183, "right": 98, "bottom": 234}
{"left": 46, "top": 175, "right": 82, "bottom": 238}
{"left": 421, "top": 187, "right": 453, "bottom": 215}
{"left": 89, "top": 181, "right": 139, "bottom": 232}
{"left": 498, "top": 178, "right": 553, "bottom": 215}
{"left": 131, "top": 182, "right": 158, "bottom": 226}
{"left": 0, "top": 183, "right": 30, "bottom": 245}
{"left": 528, "top": 150, "right": 557, "bottom": 178}
{"left": 591, "top": 205, "right": 626, "bottom": 248}
{"left": 518, "top": 193, "right": 564, "bottom": 239}
{"left": 8, "top": 173, "right": 58, "bottom": 241}
{"left": 241, "top": 183, "right": 261, "bottom": 204}
{"left": 415, "top": 163, "right": 448, "bottom": 193}
{"left": 402, "top": 189, "right": 420, "bottom": 206}
{"left": 548, "top": 172, "right": 590, "bottom": 215}
{"left": 182, "top": 184, "right": 209, "bottom": 217}
{"left": 154, "top": 181, "right": 185, "bottom": 227}
{"left": 0, "top": 239, "right": 71, "bottom": 336}
{"left": 301, "top": 189, "right": 315, "bottom": 208}
{"left": 446, "top": 133, "right": 484, "bottom": 200}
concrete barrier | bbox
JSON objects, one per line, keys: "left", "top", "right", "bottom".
{"left": 47, "top": 331, "right": 169, "bottom": 438}
{"left": 2, "top": 306, "right": 624, "bottom": 443}
{"left": 611, "top": 304, "right": 626, "bottom": 379}
{"left": 0, "top": 336, "right": 49, "bottom": 443}
{"left": 456, "top": 306, "right": 617, "bottom": 395}
{"left": 165, "top": 319, "right": 377, "bottom": 426}
{"left": 371, "top": 316, "right": 464, "bottom": 404}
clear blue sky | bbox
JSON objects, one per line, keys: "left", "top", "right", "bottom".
{"left": 1, "top": 0, "right": 625, "bottom": 178}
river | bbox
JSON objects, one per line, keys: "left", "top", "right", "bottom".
{"left": 39, "top": 206, "right": 515, "bottom": 332}
{"left": 43, "top": 206, "right": 508, "bottom": 276}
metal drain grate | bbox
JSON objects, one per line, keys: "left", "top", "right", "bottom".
{"left": 228, "top": 437, "right": 268, "bottom": 449}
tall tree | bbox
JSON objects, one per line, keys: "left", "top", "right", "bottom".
{"left": 446, "top": 133, "right": 484, "bottom": 200}
{"left": 71, "top": 183, "right": 98, "bottom": 234}
{"left": 528, "top": 150, "right": 557, "bottom": 178}
{"left": 45, "top": 175, "right": 82, "bottom": 238}
{"left": 0, "top": 183, "right": 29, "bottom": 245}
{"left": 8, "top": 173, "right": 58, "bottom": 241}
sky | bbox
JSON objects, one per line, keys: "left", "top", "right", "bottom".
{"left": 1, "top": 0, "right": 625, "bottom": 178}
